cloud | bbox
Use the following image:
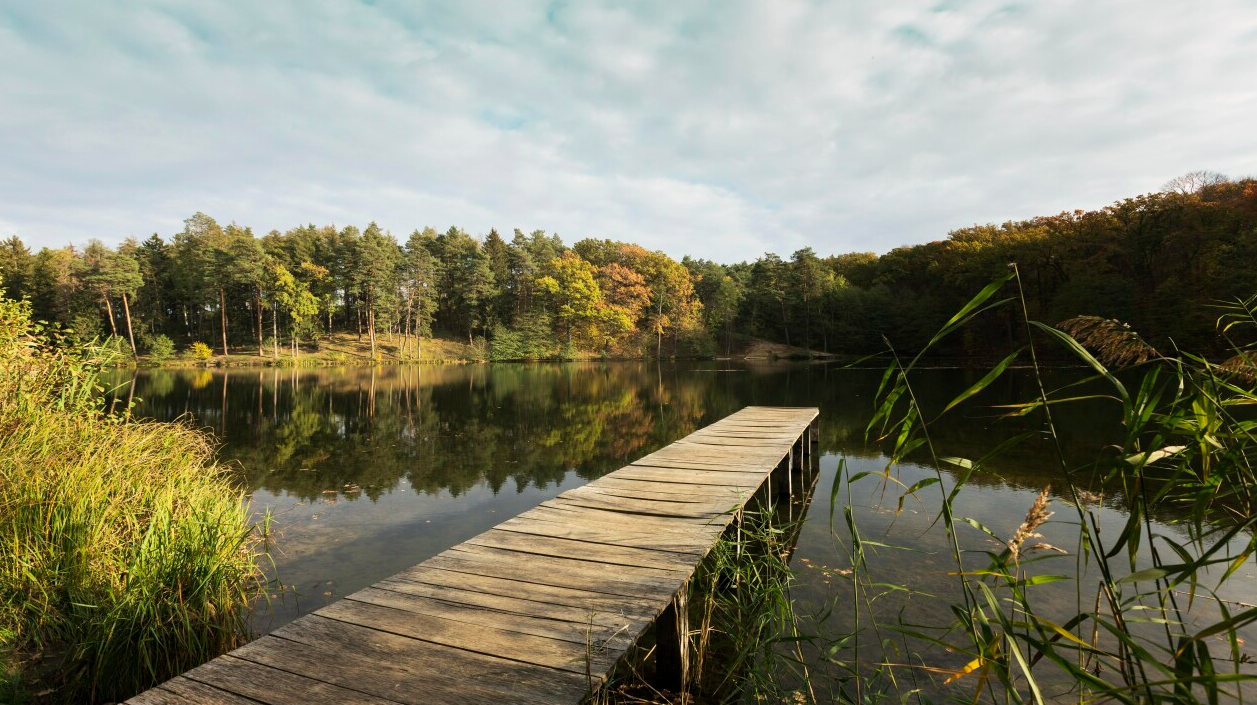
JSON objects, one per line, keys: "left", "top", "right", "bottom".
{"left": 1, "top": 0, "right": 1255, "bottom": 261}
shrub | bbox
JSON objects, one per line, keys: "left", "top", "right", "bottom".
{"left": 488, "top": 324, "right": 525, "bottom": 361}
{"left": 185, "top": 341, "right": 214, "bottom": 361}
{"left": 142, "top": 334, "right": 175, "bottom": 364}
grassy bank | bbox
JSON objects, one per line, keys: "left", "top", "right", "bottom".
{"left": 123, "top": 332, "right": 836, "bottom": 368}
{"left": 0, "top": 295, "right": 262, "bottom": 704}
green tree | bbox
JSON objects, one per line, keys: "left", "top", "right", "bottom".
{"left": 433, "top": 227, "right": 497, "bottom": 342}
{"left": 220, "top": 228, "right": 267, "bottom": 355}
{"left": 271, "top": 262, "right": 319, "bottom": 359}
{"left": 352, "top": 223, "right": 402, "bottom": 358}
{"left": 482, "top": 228, "right": 512, "bottom": 325}
{"left": 111, "top": 241, "right": 146, "bottom": 358}
{"left": 506, "top": 229, "right": 538, "bottom": 319}
{"left": 0, "top": 236, "right": 34, "bottom": 301}
{"left": 75, "top": 240, "right": 144, "bottom": 357}
{"left": 133, "top": 234, "right": 174, "bottom": 337}
{"left": 791, "top": 247, "right": 828, "bottom": 351}
{"left": 172, "top": 213, "right": 222, "bottom": 346}
{"left": 401, "top": 230, "right": 441, "bottom": 359}
{"left": 708, "top": 273, "right": 744, "bottom": 355}
{"left": 749, "top": 253, "right": 791, "bottom": 346}
{"left": 535, "top": 251, "right": 620, "bottom": 349}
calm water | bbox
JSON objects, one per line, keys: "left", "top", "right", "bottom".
{"left": 102, "top": 362, "right": 1256, "bottom": 696}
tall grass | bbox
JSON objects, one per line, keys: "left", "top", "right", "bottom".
{"left": 0, "top": 295, "right": 263, "bottom": 703}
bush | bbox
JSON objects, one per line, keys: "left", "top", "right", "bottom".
{"left": 142, "top": 334, "right": 175, "bottom": 364}
{"left": 466, "top": 335, "right": 488, "bottom": 361}
{"left": 488, "top": 324, "right": 525, "bottom": 361}
{"left": 185, "top": 341, "right": 214, "bottom": 361}
{"left": 0, "top": 296, "right": 261, "bottom": 703}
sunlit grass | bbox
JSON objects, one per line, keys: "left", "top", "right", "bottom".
{"left": 0, "top": 294, "right": 263, "bottom": 703}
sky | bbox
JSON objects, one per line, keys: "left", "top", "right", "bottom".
{"left": 2, "top": 1, "right": 1255, "bottom": 263}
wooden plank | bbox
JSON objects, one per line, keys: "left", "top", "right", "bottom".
{"left": 228, "top": 635, "right": 549, "bottom": 705}
{"left": 420, "top": 549, "right": 679, "bottom": 600}
{"left": 315, "top": 597, "right": 622, "bottom": 675}
{"left": 515, "top": 504, "right": 727, "bottom": 532}
{"left": 510, "top": 502, "right": 729, "bottom": 535}
{"left": 541, "top": 494, "right": 730, "bottom": 519}
{"left": 587, "top": 476, "right": 752, "bottom": 498}
{"left": 446, "top": 542, "right": 689, "bottom": 581}
{"left": 267, "top": 614, "right": 590, "bottom": 704}
{"left": 392, "top": 565, "right": 659, "bottom": 619}
{"left": 613, "top": 466, "right": 764, "bottom": 487}
{"left": 125, "top": 686, "right": 193, "bottom": 705}
{"left": 346, "top": 586, "right": 640, "bottom": 649}
{"left": 183, "top": 655, "right": 403, "bottom": 705}
{"left": 497, "top": 515, "right": 719, "bottom": 554}
{"left": 465, "top": 528, "right": 699, "bottom": 572}
{"left": 678, "top": 436, "right": 797, "bottom": 447}
{"left": 156, "top": 677, "right": 268, "bottom": 705}
{"left": 569, "top": 482, "right": 734, "bottom": 504}
{"left": 637, "top": 450, "right": 783, "bottom": 465}
{"left": 372, "top": 575, "right": 642, "bottom": 628}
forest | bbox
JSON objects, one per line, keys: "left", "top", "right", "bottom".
{"left": 1, "top": 175, "right": 1255, "bottom": 362}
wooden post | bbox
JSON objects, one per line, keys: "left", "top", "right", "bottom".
{"left": 655, "top": 584, "right": 689, "bottom": 693}
{"left": 786, "top": 449, "right": 794, "bottom": 497}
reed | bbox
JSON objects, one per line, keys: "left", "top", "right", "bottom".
{"left": 838, "top": 267, "right": 1257, "bottom": 704}
{"left": 0, "top": 294, "right": 263, "bottom": 704}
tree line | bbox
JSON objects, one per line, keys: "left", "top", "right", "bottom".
{"left": 1, "top": 174, "right": 1254, "bottom": 361}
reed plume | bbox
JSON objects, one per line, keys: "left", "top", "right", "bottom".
{"left": 1008, "top": 486, "right": 1054, "bottom": 561}
{"left": 1219, "top": 352, "right": 1257, "bottom": 381}
{"left": 1057, "top": 316, "right": 1159, "bottom": 367}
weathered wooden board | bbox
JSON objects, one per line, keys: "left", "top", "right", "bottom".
{"left": 125, "top": 405, "right": 819, "bottom": 705}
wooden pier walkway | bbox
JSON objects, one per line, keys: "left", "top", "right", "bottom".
{"left": 127, "top": 406, "right": 820, "bottom": 705}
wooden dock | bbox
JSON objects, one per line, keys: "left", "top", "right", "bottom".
{"left": 127, "top": 406, "right": 820, "bottom": 705}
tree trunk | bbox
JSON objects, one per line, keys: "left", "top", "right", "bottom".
{"left": 803, "top": 299, "right": 811, "bottom": 353}
{"left": 656, "top": 292, "right": 664, "bottom": 360}
{"left": 255, "top": 289, "right": 264, "bottom": 357}
{"left": 403, "top": 295, "right": 413, "bottom": 357}
{"left": 272, "top": 305, "right": 279, "bottom": 358}
{"left": 103, "top": 295, "right": 118, "bottom": 337}
{"left": 780, "top": 299, "right": 790, "bottom": 347}
{"left": 121, "top": 292, "right": 137, "bottom": 359}
{"left": 368, "top": 292, "right": 377, "bottom": 358}
{"left": 219, "top": 286, "right": 229, "bottom": 356}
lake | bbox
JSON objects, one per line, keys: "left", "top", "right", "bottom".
{"left": 102, "top": 361, "right": 1257, "bottom": 699}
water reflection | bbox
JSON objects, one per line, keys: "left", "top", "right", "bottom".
{"left": 101, "top": 361, "right": 1247, "bottom": 654}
